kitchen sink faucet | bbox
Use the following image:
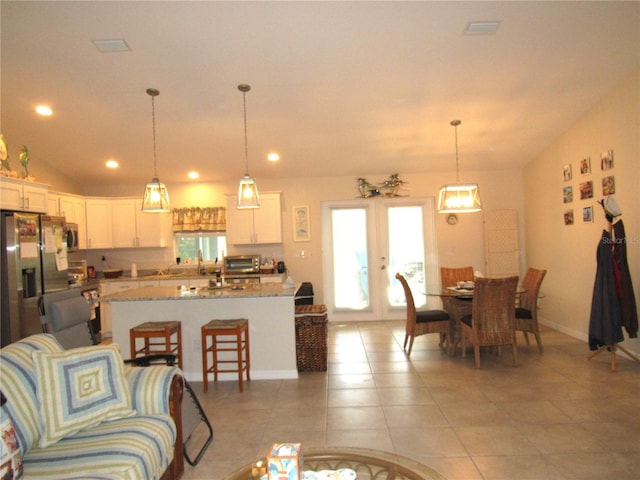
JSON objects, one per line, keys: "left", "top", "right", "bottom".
{"left": 198, "top": 249, "right": 205, "bottom": 275}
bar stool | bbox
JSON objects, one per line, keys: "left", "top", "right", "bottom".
{"left": 129, "top": 321, "right": 183, "bottom": 368}
{"left": 201, "top": 318, "right": 250, "bottom": 392}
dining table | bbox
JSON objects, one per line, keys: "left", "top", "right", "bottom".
{"left": 427, "top": 285, "right": 526, "bottom": 356}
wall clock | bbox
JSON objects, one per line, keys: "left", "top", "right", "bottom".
{"left": 446, "top": 214, "right": 458, "bottom": 225}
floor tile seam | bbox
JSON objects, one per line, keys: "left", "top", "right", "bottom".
{"left": 469, "top": 454, "right": 571, "bottom": 480}
{"left": 542, "top": 451, "right": 636, "bottom": 479}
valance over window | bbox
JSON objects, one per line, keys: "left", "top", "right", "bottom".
{"left": 172, "top": 207, "right": 226, "bottom": 232}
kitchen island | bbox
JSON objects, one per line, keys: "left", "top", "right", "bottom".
{"left": 101, "top": 283, "right": 299, "bottom": 382}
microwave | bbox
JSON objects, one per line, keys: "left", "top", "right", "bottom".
{"left": 65, "top": 223, "right": 80, "bottom": 251}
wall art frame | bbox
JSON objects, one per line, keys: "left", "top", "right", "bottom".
{"left": 293, "top": 205, "right": 311, "bottom": 242}
{"left": 580, "top": 157, "right": 591, "bottom": 175}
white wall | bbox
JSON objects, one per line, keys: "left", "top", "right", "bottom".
{"left": 523, "top": 69, "right": 640, "bottom": 356}
{"left": 70, "top": 168, "right": 525, "bottom": 307}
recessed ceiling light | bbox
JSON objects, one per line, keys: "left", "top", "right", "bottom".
{"left": 93, "top": 39, "right": 130, "bottom": 53}
{"left": 187, "top": 171, "right": 200, "bottom": 179}
{"left": 36, "top": 105, "right": 53, "bottom": 116}
{"left": 464, "top": 21, "right": 501, "bottom": 35}
{"left": 267, "top": 153, "right": 280, "bottom": 162}
{"left": 105, "top": 160, "right": 119, "bottom": 169}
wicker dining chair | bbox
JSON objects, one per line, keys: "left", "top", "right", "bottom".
{"left": 454, "top": 275, "right": 519, "bottom": 368}
{"left": 396, "top": 273, "right": 450, "bottom": 356}
{"left": 516, "top": 268, "right": 547, "bottom": 353}
{"left": 440, "top": 266, "right": 475, "bottom": 287}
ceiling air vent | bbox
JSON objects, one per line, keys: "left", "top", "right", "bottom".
{"left": 464, "top": 21, "right": 501, "bottom": 35}
{"left": 92, "top": 39, "right": 130, "bottom": 53}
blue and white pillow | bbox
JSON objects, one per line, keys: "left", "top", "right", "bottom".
{"left": 31, "top": 344, "right": 135, "bottom": 448}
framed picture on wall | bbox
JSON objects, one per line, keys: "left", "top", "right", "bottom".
{"left": 600, "top": 150, "right": 614, "bottom": 170}
{"left": 563, "top": 186, "right": 573, "bottom": 203}
{"left": 563, "top": 164, "right": 572, "bottom": 182}
{"left": 583, "top": 206, "right": 593, "bottom": 223}
{"left": 293, "top": 205, "right": 311, "bottom": 242}
{"left": 564, "top": 209, "right": 574, "bottom": 226}
{"left": 602, "top": 175, "right": 615, "bottom": 195}
{"left": 580, "top": 157, "right": 591, "bottom": 175}
{"left": 579, "top": 181, "right": 593, "bottom": 200}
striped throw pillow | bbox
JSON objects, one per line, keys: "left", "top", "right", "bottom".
{"left": 31, "top": 344, "right": 135, "bottom": 448}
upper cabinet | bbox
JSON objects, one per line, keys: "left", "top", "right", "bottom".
{"left": 47, "top": 192, "right": 61, "bottom": 216}
{"left": 112, "top": 198, "right": 168, "bottom": 248}
{"left": 85, "top": 198, "right": 113, "bottom": 249}
{"left": 226, "top": 192, "right": 282, "bottom": 244}
{"left": 0, "top": 177, "right": 48, "bottom": 213}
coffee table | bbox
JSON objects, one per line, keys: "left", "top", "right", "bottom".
{"left": 224, "top": 447, "right": 445, "bottom": 480}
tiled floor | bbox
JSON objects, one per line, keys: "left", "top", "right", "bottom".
{"left": 182, "top": 321, "right": 640, "bottom": 480}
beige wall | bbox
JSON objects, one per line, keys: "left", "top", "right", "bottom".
{"left": 73, "top": 168, "right": 525, "bottom": 307}
{"left": 524, "top": 69, "right": 640, "bottom": 356}
{"left": 38, "top": 68, "right": 639, "bottom": 353}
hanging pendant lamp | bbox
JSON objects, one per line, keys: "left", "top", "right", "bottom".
{"left": 437, "top": 120, "right": 482, "bottom": 213}
{"left": 141, "top": 88, "right": 170, "bottom": 212}
{"left": 237, "top": 83, "right": 259, "bottom": 209}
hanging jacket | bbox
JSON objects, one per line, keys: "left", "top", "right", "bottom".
{"left": 612, "top": 220, "right": 638, "bottom": 338}
{"left": 588, "top": 229, "right": 624, "bottom": 350}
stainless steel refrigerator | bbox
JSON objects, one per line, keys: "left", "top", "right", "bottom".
{"left": 1, "top": 212, "right": 69, "bottom": 346}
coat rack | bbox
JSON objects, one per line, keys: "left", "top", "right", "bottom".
{"left": 587, "top": 198, "right": 639, "bottom": 371}
{"left": 588, "top": 343, "right": 640, "bottom": 371}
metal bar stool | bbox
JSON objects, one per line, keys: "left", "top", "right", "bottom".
{"left": 201, "top": 318, "right": 250, "bottom": 392}
{"left": 129, "top": 321, "right": 183, "bottom": 368}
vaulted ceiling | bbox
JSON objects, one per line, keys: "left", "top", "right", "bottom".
{"left": 1, "top": 1, "right": 638, "bottom": 188}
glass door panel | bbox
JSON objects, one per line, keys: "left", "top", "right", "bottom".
{"left": 323, "top": 197, "right": 437, "bottom": 322}
{"left": 386, "top": 205, "right": 426, "bottom": 309}
{"left": 332, "top": 208, "right": 369, "bottom": 310}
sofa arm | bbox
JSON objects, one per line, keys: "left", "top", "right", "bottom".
{"left": 126, "top": 365, "right": 182, "bottom": 416}
{"left": 126, "top": 365, "right": 185, "bottom": 480}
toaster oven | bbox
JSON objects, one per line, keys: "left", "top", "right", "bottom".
{"left": 224, "top": 255, "right": 260, "bottom": 274}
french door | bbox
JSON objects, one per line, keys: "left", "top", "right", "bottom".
{"left": 321, "top": 197, "right": 439, "bottom": 322}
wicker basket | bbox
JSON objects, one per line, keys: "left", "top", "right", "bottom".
{"left": 294, "top": 304, "right": 328, "bottom": 372}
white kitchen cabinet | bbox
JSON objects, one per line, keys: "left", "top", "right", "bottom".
{"left": 111, "top": 198, "right": 168, "bottom": 248}
{"left": 135, "top": 199, "right": 169, "bottom": 247}
{"left": 0, "top": 177, "right": 48, "bottom": 213}
{"left": 47, "top": 192, "right": 62, "bottom": 215}
{"left": 59, "top": 194, "right": 87, "bottom": 249}
{"left": 111, "top": 199, "right": 137, "bottom": 248}
{"left": 85, "top": 198, "right": 113, "bottom": 249}
{"left": 226, "top": 192, "right": 282, "bottom": 244}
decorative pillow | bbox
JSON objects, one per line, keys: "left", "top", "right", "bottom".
{"left": 1, "top": 403, "right": 23, "bottom": 480}
{"left": 31, "top": 344, "right": 135, "bottom": 448}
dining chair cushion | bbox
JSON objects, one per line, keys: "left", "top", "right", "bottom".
{"left": 416, "top": 310, "right": 450, "bottom": 323}
{"left": 515, "top": 307, "right": 533, "bottom": 319}
{"left": 460, "top": 314, "right": 472, "bottom": 328}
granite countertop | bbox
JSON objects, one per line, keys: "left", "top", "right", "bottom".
{"left": 98, "top": 272, "right": 286, "bottom": 282}
{"left": 101, "top": 283, "right": 299, "bottom": 302}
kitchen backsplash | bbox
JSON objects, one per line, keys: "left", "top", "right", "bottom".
{"left": 70, "top": 244, "right": 285, "bottom": 274}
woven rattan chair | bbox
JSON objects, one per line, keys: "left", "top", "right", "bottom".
{"left": 455, "top": 276, "right": 519, "bottom": 368}
{"left": 396, "top": 273, "right": 450, "bottom": 356}
{"left": 439, "top": 266, "right": 474, "bottom": 355}
{"left": 440, "top": 266, "right": 474, "bottom": 287}
{"left": 516, "top": 268, "right": 547, "bottom": 353}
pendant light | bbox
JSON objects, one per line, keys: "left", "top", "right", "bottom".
{"left": 437, "top": 120, "right": 482, "bottom": 213}
{"left": 236, "top": 83, "right": 259, "bottom": 209}
{"left": 141, "top": 88, "right": 170, "bottom": 213}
